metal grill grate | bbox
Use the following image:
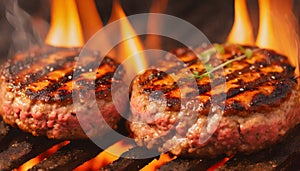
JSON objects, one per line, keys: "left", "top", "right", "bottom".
{"left": 0, "top": 117, "right": 299, "bottom": 171}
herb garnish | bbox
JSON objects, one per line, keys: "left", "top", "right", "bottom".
{"left": 193, "top": 44, "right": 260, "bottom": 80}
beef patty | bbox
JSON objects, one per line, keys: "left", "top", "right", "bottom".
{"left": 129, "top": 44, "right": 300, "bottom": 158}
{"left": 0, "top": 47, "right": 126, "bottom": 139}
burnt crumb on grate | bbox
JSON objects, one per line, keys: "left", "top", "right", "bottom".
{"left": 101, "top": 146, "right": 159, "bottom": 171}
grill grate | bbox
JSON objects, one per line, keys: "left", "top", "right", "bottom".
{"left": 0, "top": 117, "right": 299, "bottom": 171}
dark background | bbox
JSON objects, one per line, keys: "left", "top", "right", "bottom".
{"left": 0, "top": 0, "right": 299, "bottom": 60}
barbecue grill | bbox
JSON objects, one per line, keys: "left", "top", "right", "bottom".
{"left": 0, "top": 0, "right": 300, "bottom": 170}
{"left": 0, "top": 116, "right": 299, "bottom": 171}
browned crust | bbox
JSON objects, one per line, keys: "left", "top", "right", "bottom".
{"left": 0, "top": 48, "right": 125, "bottom": 139}
{"left": 129, "top": 44, "right": 300, "bottom": 157}
{"left": 135, "top": 44, "right": 297, "bottom": 116}
{"left": 1, "top": 47, "right": 123, "bottom": 105}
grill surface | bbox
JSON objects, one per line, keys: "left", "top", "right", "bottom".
{"left": 0, "top": 116, "right": 299, "bottom": 171}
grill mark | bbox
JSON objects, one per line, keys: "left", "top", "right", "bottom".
{"left": 137, "top": 45, "right": 296, "bottom": 116}
{"left": 250, "top": 78, "right": 295, "bottom": 107}
{"left": 194, "top": 55, "right": 288, "bottom": 96}
{"left": 25, "top": 71, "right": 72, "bottom": 101}
{"left": 6, "top": 52, "right": 78, "bottom": 92}
{"left": 199, "top": 69, "right": 291, "bottom": 107}
{"left": 139, "top": 70, "right": 169, "bottom": 87}
{"left": 24, "top": 56, "right": 121, "bottom": 102}
{"left": 5, "top": 49, "right": 58, "bottom": 78}
{"left": 166, "top": 97, "right": 181, "bottom": 111}
{"left": 223, "top": 78, "right": 296, "bottom": 114}
{"left": 142, "top": 50, "right": 279, "bottom": 98}
{"left": 172, "top": 66, "right": 282, "bottom": 95}
{"left": 21, "top": 55, "right": 76, "bottom": 87}
{"left": 8, "top": 49, "right": 76, "bottom": 76}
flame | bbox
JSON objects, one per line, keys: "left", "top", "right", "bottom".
{"left": 227, "top": 0, "right": 254, "bottom": 45}
{"left": 109, "top": 0, "right": 147, "bottom": 74}
{"left": 45, "top": 0, "right": 84, "bottom": 47}
{"left": 145, "top": 0, "right": 168, "bottom": 49}
{"left": 17, "top": 141, "right": 70, "bottom": 171}
{"left": 256, "top": 0, "right": 299, "bottom": 73}
{"left": 207, "top": 156, "right": 232, "bottom": 171}
{"left": 75, "top": 0, "right": 103, "bottom": 42}
{"left": 74, "top": 140, "right": 133, "bottom": 171}
{"left": 141, "top": 153, "right": 175, "bottom": 171}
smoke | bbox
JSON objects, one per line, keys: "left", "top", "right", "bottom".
{"left": 5, "top": 0, "right": 42, "bottom": 56}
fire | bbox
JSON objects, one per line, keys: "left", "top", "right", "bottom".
{"left": 228, "top": 0, "right": 299, "bottom": 74}
{"left": 256, "top": 0, "right": 299, "bottom": 73}
{"left": 17, "top": 141, "right": 70, "bottom": 171}
{"left": 74, "top": 140, "right": 133, "bottom": 171}
{"left": 109, "top": 0, "right": 147, "bottom": 73}
{"left": 141, "top": 153, "right": 175, "bottom": 171}
{"left": 145, "top": 0, "right": 168, "bottom": 49}
{"left": 207, "top": 156, "right": 232, "bottom": 171}
{"left": 227, "top": 0, "right": 254, "bottom": 45}
{"left": 75, "top": 0, "right": 103, "bottom": 42}
{"left": 45, "top": 0, "right": 84, "bottom": 47}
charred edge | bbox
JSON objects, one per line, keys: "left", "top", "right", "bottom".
{"left": 226, "top": 74, "right": 274, "bottom": 98}
{"left": 166, "top": 97, "right": 181, "bottom": 111}
{"left": 25, "top": 71, "right": 74, "bottom": 102}
{"left": 250, "top": 79, "right": 295, "bottom": 108}
{"left": 95, "top": 72, "right": 115, "bottom": 85}
{"left": 7, "top": 51, "right": 75, "bottom": 78}
{"left": 139, "top": 70, "right": 169, "bottom": 87}
{"left": 4, "top": 49, "right": 59, "bottom": 78}
{"left": 4, "top": 53, "right": 77, "bottom": 95}
{"left": 153, "top": 51, "right": 293, "bottom": 100}
{"left": 225, "top": 59, "right": 273, "bottom": 81}
{"left": 6, "top": 57, "right": 35, "bottom": 79}
{"left": 223, "top": 78, "right": 296, "bottom": 113}
{"left": 165, "top": 59, "right": 199, "bottom": 74}
{"left": 202, "top": 59, "right": 292, "bottom": 96}
{"left": 25, "top": 57, "right": 120, "bottom": 102}
{"left": 199, "top": 64, "right": 292, "bottom": 100}
{"left": 266, "top": 50, "right": 293, "bottom": 65}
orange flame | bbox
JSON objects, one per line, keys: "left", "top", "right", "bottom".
{"left": 75, "top": 0, "right": 103, "bottom": 42}
{"left": 256, "top": 0, "right": 299, "bottom": 74}
{"left": 109, "top": 0, "right": 147, "bottom": 74}
{"left": 207, "top": 156, "right": 232, "bottom": 171}
{"left": 141, "top": 153, "right": 175, "bottom": 171}
{"left": 45, "top": 0, "right": 84, "bottom": 47}
{"left": 17, "top": 141, "right": 70, "bottom": 171}
{"left": 145, "top": 0, "right": 168, "bottom": 49}
{"left": 74, "top": 140, "right": 133, "bottom": 171}
{"left": 227, "top": 0, "right": 254, "bottom": 45}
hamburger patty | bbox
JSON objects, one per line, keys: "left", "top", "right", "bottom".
{"left": 0, "top": 47, "right": 126, "bottom": 139}
{"left": 129, "top": 44, "right": 300, "bottom": 158}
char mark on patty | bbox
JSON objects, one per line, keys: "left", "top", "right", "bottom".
{"left": 135, "top": 45, "right": 297, "bottom": 116}
{"left": 2, "top": 48, "right": 123, "bottom": 104}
